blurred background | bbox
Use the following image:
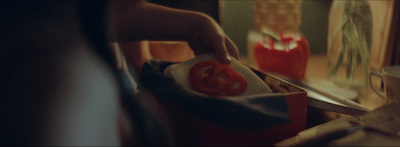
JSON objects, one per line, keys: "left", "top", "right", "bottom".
{"left": 221, "top": 0, "right": 332, "bottom": 55}
{"left": 146, "top": 0, "right": 399, "bottom": 80}
{"left": 140, "top": 0, "right": 399, "bottom": 111}
{"left": 149, "top": 0, "right": 332, "bottom": 55}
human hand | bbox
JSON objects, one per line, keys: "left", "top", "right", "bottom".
{"left": 188, "top": 15, "right": 239, "bottom": 64}
{"left": 108, "top": 1, "right": 239, "bottom": 64}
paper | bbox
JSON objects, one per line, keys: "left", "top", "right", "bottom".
{"left": 163, "top": 53, "right": 273, "bottom": 96}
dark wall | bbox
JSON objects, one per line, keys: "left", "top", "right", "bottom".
{"left": 147, "top": 0, "right": 220, "bottom": 23}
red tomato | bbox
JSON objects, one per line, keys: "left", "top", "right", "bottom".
{"left": 189, "top": 61, "right": 247, "bottom": 96}
{"left": 254, "top": 33, "right": 309, "bottom": 80}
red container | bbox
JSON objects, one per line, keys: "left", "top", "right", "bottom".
{"left": 158, "top": 68, "right": 308, "bottom": 146}
{"left": 254, "top": 33, "right": 309, "bottom": 81}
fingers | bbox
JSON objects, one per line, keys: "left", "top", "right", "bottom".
{"left": 212, "top": 36, "right": 232, "bottom": 64}
{"left": 212, "top": 36, "right": 240, "bottom": 64}
{"left": 190, "top": 31, "right": 232, "bottom": 64}
{"left": 225, "top": 36, "right": 239, "bottom": 60}
{"left": 188, "top": 17, "right": 239, "bottom": 64}
{"left": 191, "top": 35, "right": 238, "bottom": 64}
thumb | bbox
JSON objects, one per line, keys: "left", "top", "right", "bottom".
{"left": 211, "top": 37, "right": 231, "bottom": 64}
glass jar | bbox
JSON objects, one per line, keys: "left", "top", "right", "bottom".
{"left": 248, "top": 0, "right": 304, "bottom": 67}
{"left": 327, "top": 0, "right": 372, "bottom": 89}
{"left": 253, "top": 0, "right": 303, "bottom": 34}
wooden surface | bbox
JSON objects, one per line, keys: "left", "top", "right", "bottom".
{"left": 241, "top": 53, "right": 387, "bottom": 128}
{"left": 304, "top": 54, "right": 386, "bottom": 110}
{"left": 241, "top": 54, "right": 387, "bottom": 118}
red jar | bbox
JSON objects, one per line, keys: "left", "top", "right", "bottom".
{"left": 254, "top": 33, "right": 309, "bottom": 80}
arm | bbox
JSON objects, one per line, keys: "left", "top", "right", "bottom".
{"left": 108, "top": 1, "right": 239, "bottom": 63}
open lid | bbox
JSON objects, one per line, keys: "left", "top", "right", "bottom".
{"left": 139, "top": 59, "right": 291, "bottom": 130}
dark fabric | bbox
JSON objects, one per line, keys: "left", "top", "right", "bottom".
{"left": 140, "top": 59, "right": 291, "bottom": 130}
{"left": 0, "top": 2, "right": 82, "bottom": 145}
{"left": 77, "top": 2, "right": 169, "bottom": 146}
{"left": 77, "top": 1, "right": 116, "bottom": 68}
{"left": 0, "top": 1, "right": 170, "bottom": 146}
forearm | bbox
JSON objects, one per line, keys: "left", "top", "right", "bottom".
{"left": 108, "top": 1, "right": 239, "bottom": 63}
{"left": 108, "top": 1, "right": 211, "bottom": 42}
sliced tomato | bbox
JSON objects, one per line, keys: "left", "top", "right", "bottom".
{"left": 189, "top": 61, "right": 247, "bottom": 96}
{"left": 189, "top": 61, "right": 223, "bottom": 95}
{"left": 223, "top": 73, "right": 247, "bottom": 96}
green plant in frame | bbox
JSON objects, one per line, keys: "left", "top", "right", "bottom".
{"left": 328, "top": 0, "right": 372, "bottom": 88}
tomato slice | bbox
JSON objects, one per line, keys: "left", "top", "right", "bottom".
{"left": 189, "top": 61, "right": 222, "bottom": 94}
{"left": 223, "top": 73, "right": 247, "bottom": 96}
{"left": 189, "top": 61, "right": 247, "bottom": 96}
